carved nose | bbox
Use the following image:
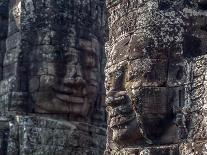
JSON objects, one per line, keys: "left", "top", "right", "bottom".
{"left": 75, "top": 64, "right": 83, "bottom": 78}
{"left": 111, "top": 70, "right": 125, "bottom": 91}
{"left": 75, "top": 76, "right": 86, "bottom": 85}
{"left": 64, "top": 63, "right": 86, "bottom": 84}
{"left": 63, "top": 64, "right": 86, "bottom": 86}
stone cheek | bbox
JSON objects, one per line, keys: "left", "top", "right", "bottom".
{"left": 105, "top": 0, "right": 207, "bottom": 154}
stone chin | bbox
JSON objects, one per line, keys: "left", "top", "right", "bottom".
{"left": 109, "top": 105, "right": 142, "bottom": 144}
{"left": 112, "top": 118, "right": 142, "bottom": 144}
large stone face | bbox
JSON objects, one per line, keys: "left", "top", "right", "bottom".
{"left": 105, "top": 0, "right": 207, "bottom": 154}
{"left": 4, "top": 0, "right": 106, "bottom": 120}
{"left": 0, "top": 0, "right": 107, "bottom": 154}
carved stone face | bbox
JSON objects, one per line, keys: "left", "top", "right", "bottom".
{"left": 105, "top": 0, "right": 189, "bottom": 146}
{"left": 106, "top": 34, "right": 176, "bottom": 145}
{"left": 2, "top": 0, "right": 105, "bottom": 121}
{"left": 30, "top": 38, "right": 101, "bottom": 117}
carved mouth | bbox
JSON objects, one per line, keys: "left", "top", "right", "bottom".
{"left": 53, "top": 84, "right": 87, "bottom": 96}
{"left": 53, "top": 85, "right": 88, "bottom": 104}
{"left": 55, "top": 93, "right": 85, "bottom": 104}
{"left": 106, "top": 95, "right": 127, "bottom": 106}
{"left": 107, "top": 92, "right": 136, "bottom": 129}
{"left": 110, "top": 114, "right": 136, "bottom": 129}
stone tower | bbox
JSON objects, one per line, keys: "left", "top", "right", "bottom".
{"left": 105, "top": 0, "right": 207, "bottom": 154}
{"left": 0, "top": 0, "right": 107, "bottom": 154}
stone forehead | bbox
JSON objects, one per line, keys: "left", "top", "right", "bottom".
{"left": 107, "top": 0, "right": 191, "bottom": 48}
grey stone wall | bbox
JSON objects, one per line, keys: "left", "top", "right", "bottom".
{"left": 7, "top": 116, "right": 106, "bottom": 155}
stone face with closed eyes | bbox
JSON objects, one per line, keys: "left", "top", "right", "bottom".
{"left": 0, "top": 0, "right": 107, "bottom": 154}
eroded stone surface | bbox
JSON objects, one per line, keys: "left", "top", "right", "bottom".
{"left": 6, "top": 116, "right": 106, "bottom": 155}
{"left": 105, "top": 0, "right": 207, "bottom": 154}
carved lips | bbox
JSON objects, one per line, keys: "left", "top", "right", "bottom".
{"left": 56, "top": 94, "right": 85, "bottom": 104}
{"left": 52, "top": 83, "right": 91, "bottom": 115}
{"left": 107, "top": 92, "right": 136, "bottom": 130}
